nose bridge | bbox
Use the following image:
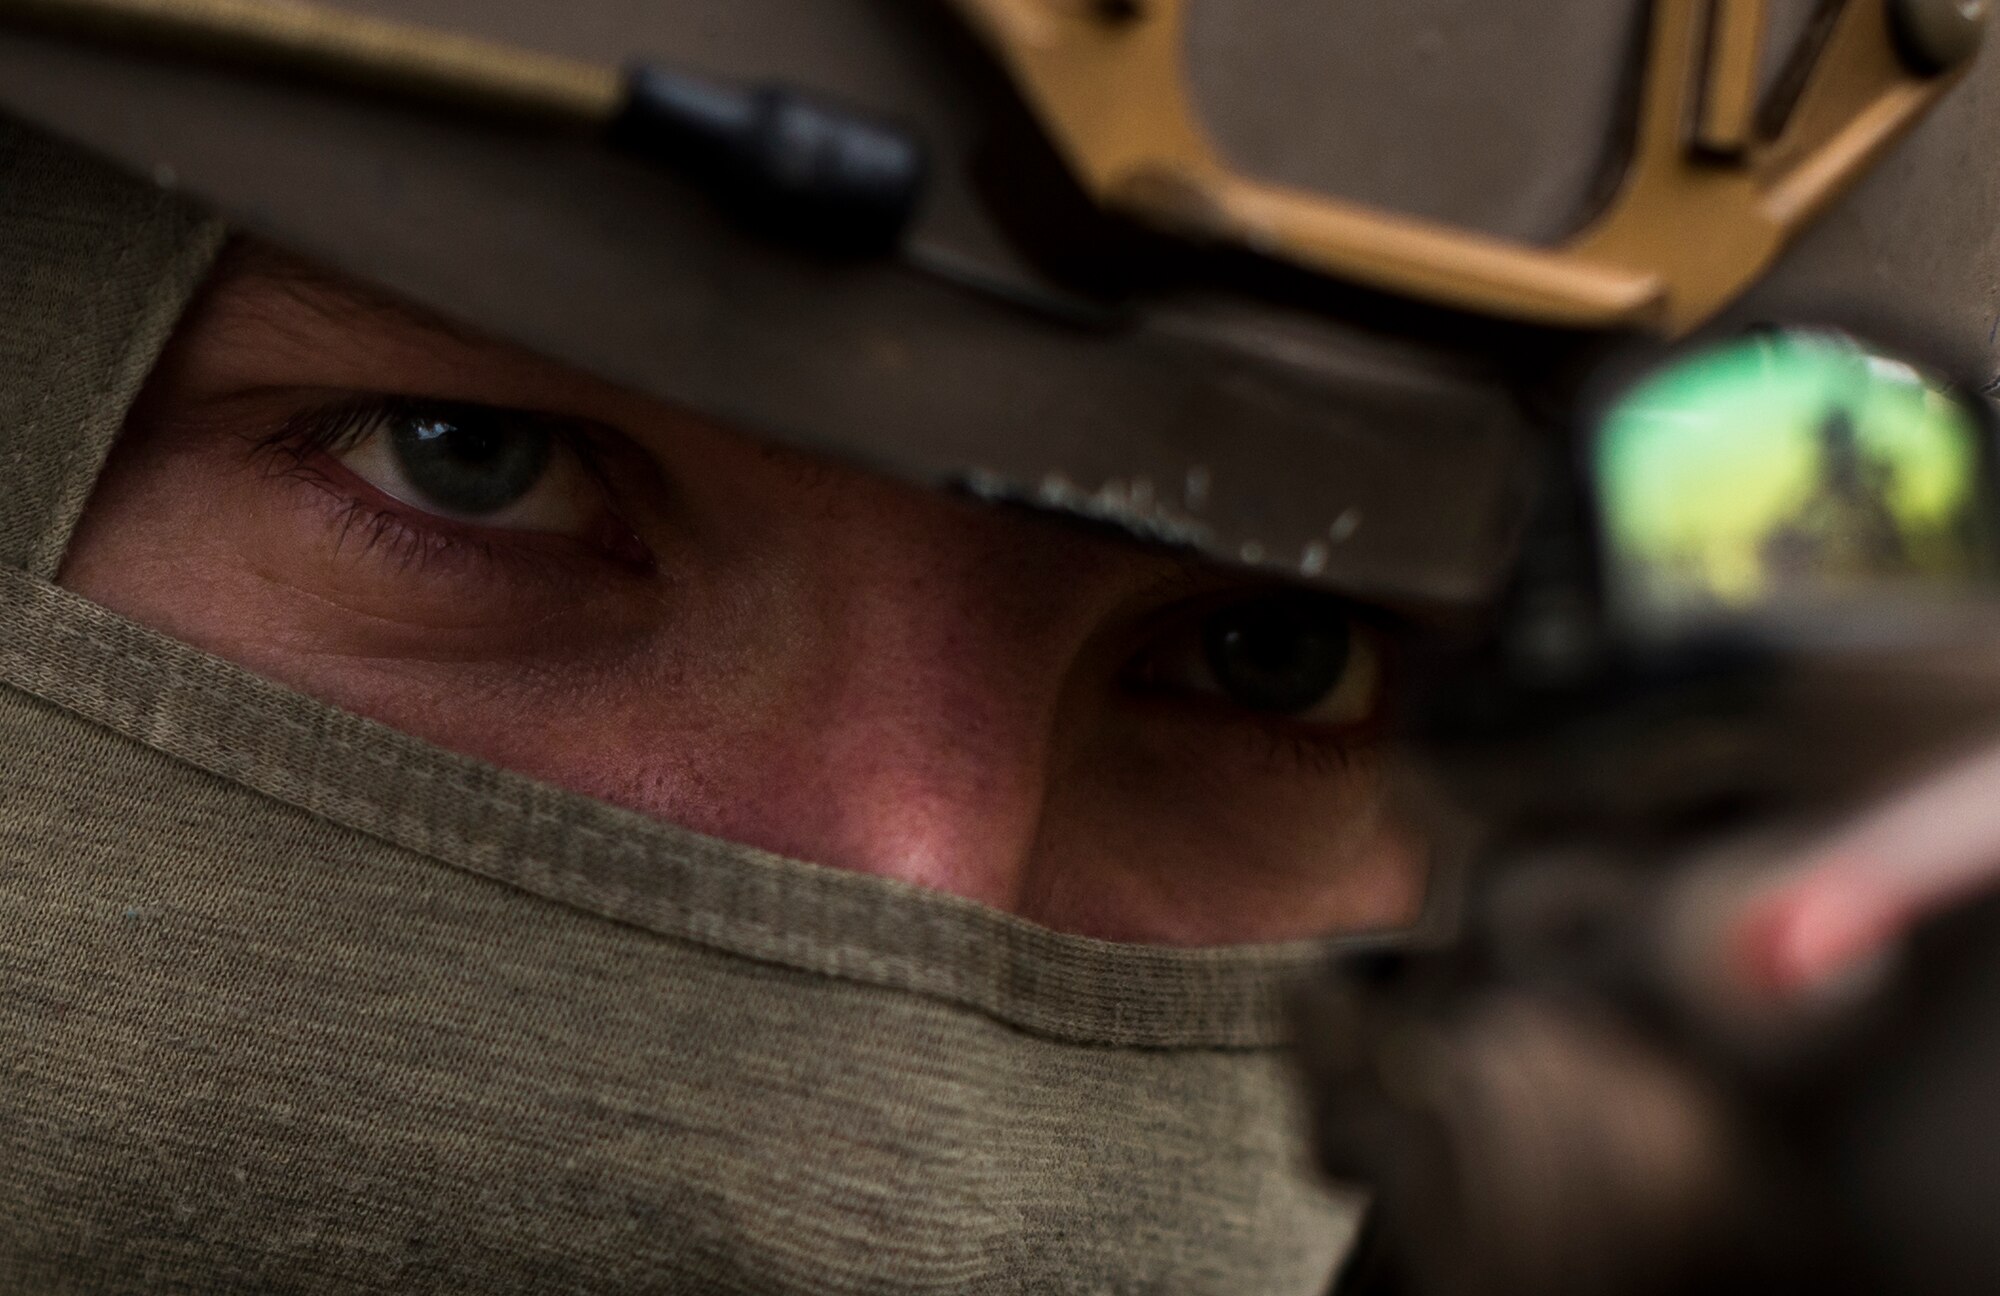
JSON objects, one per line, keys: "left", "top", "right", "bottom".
{"left": 780, "top": 489, "right": 1110, "bottom": 907}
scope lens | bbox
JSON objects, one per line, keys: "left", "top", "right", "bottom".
{"left": 1593, "top": 330, "right": 1993, "bottom": 638}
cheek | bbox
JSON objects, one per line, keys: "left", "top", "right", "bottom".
{"left": 64, "top": 423, "right": 282, "bottom": 646}
{"left": 1031, "top": 718, "right": 1432, "bottom": 941}
{"left": 59, "top": 422, "right": 704, "bottom": 787}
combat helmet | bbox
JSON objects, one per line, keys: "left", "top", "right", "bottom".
{"left": 0, "top": 0, "right": 1990, "bottom": 603}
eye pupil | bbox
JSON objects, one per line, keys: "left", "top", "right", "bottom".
{"left": 391, "top": 406, "right": 552, "bottom": 516}
{"left": 1201, "top": 592, "right": 1353, "bottom": 713}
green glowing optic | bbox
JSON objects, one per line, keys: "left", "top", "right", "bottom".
{"left": 1596, "top": 331, "right": 1988, "bottom": 629}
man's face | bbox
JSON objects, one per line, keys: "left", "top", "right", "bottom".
{"left": 58, "top": 243, "right": 1427, "bottom": 945}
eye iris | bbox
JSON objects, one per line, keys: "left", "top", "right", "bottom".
{"left": 391, "top": 409, "right": 552, "bottom": 516}
{"left": 1201, "top": 593, "right": 1353, "bottom": 713}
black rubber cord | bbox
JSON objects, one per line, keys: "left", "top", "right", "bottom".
{"left": 606, "top": 64, "right": 929, "bottom": 255}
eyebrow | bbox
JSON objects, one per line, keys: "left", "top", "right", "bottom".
{"left": 210, "top": 238, "right": 505, "bottom": 356}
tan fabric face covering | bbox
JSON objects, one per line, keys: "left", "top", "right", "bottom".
{"left": 0, "top": 121, "right": 1365, "bottom": 1293}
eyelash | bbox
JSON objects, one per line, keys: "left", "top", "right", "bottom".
{"left": 250, "top": 396, "right": 625, "bottom": 580}
{"left": 1249, "top": 726, "right": 1360, "bottom": 777}
{"left": 1182, "top": 696, "right": 1377, "bottom": 777}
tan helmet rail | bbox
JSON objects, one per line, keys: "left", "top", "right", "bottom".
{"left": 946, "top": 0, "right": 1979, "bottom": 334}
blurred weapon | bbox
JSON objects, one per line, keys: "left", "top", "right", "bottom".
{"left": 1300, "top": 328, "right": 2000, "bottom": 1296}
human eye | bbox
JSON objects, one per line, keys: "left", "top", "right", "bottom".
{"left": 285, "top": 397, "right": 609, "bottom": 534}
{"left": 251, "top": 395, "right": 655, "bottom": 583}
{"left": 1125, "top": 588, "right": 1386, "bottom": 732}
